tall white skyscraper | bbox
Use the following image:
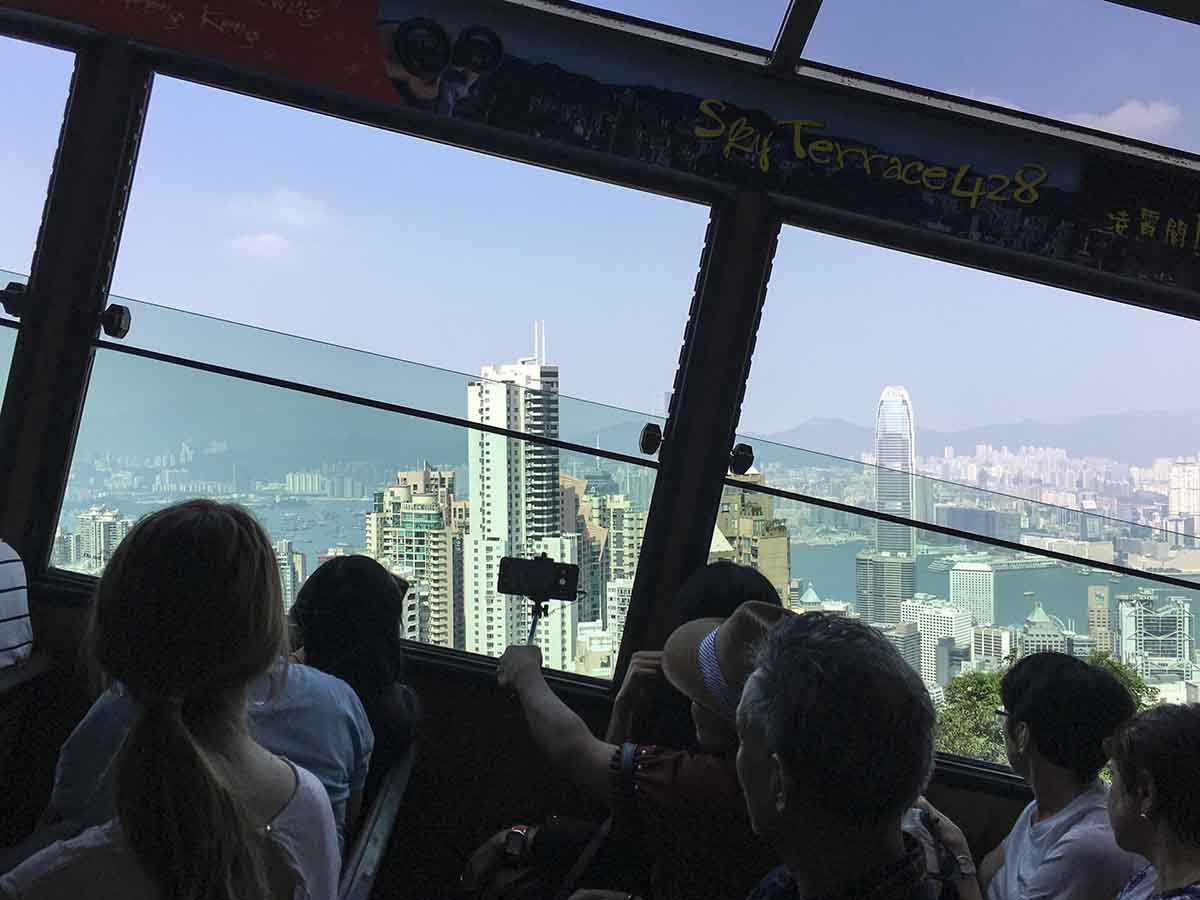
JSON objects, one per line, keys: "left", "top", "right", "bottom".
{"left": 950, "top": 562, "right": 995, "bottom": 625}
{"left": 900, "top": 596, "right": 971, "bottom": 689}
{"left": 1118, "top": 593, "right": 1196, "bottom": 682}
{"left": 273, "top": 539, "right": 303, "bottom": 613}
{"left": 874, "top": 386, "right": 917, "bottom": 556}
{"left": 464, "top": 327, "right": 562, "bottom": 659}
{"left": 1169, "top": 459, "right": 1200, "bottom": 517}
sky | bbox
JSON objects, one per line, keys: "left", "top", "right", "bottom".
{"left": 2, "top": 2, "right": 1200, "bottom": 441}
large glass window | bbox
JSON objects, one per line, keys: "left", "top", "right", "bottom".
{"left": 0, "top": 37, "right": 73, "bottom": 274}
{"left": 113, "top": 75, "right": 708, "bottom": 419}
{"left": 581, "top": 1, "right": 788, "bottom": 49}
{"left": 805, "top": 1, "right": 1200, "bottom": 154}
{"left": 62, "top": 302, "right": 659, "bottom": 680}
{"left": 719, "top": 480, "right": 1198, "bottom": 766}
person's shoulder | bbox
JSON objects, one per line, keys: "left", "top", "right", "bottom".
{"left": 373, "top": 682, "right": 419, "bottom": 729}
{"left": 283, "top": 663, "right": 364, "bottom": 711}
{"left": 0, "top": 823, "right": 153, "bottom": 899}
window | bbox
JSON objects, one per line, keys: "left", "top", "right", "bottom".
{"left": 581, "top": 1, "right": 787, "bottom": 48}
{"left": 716, "top": 479, "right": 1200, "bottom": 766}
{"left": 805, "top": 0, "right": 1200, "bottom": 155}
{"left": 113, "top": 76, "right": 708, "bottom": 421}
{"left": 736, "top": 224, "right": 1199, "bottom": 575}
{"left": 63, "top": 302, "right": 658, "bottom": 680}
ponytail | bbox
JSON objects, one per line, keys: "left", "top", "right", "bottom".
{"left": 117, "top": 698, "right": 271, "bottom": 900}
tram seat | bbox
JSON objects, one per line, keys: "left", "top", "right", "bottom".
{"left": 339, "top": 744, "right": 417, "bottom": 900}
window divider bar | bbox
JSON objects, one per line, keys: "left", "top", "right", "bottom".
{"left": 0, "top": 40, "right": 153, "bottom": 575}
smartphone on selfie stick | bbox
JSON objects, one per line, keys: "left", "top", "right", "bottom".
{"left": 497, "top": 554, "right": 581, "bottom": 643}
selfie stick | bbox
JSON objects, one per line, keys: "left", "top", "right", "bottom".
{"left": 526, "top": 595, "right": 551, "bottom": 644}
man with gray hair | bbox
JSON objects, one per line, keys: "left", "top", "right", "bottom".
{"left": 736, "top": 610, "right": 950, "bottom": 900}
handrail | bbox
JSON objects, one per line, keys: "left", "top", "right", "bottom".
{"left": 337, "top": 745, "right": 417, "bottom": 900}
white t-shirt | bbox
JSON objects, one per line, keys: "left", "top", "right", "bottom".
{"left": 987, "top": 780, "right": 1145, "bottom": 900}
{"left": 0, "top": 541, "right": 31, "bottom": 669}
{"left": 0, "top": 759, "right": 339, "bottom": 900}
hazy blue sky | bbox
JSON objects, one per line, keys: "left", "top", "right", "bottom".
{"left": 3, "top": 2, "right": 1200, "bottom": 438}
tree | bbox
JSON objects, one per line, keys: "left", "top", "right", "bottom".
{"left": 936, "top": 667, "right": 1007, "bottom": 765}
{"left": 1087, "top": 651, "right": 1160, "bottom": 711}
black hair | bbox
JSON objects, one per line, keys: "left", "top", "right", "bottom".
{"left": 634, "top": 562, "right": 782, "bottom": 749}
{"left": 1001, "top": 652, "right": 1135, "bottom": 783}
{"left": 743, "top": 612, "right": 934, "bottom": 823}
{"left": 1106, "top": 704, "right": 1200, "bottom": 846}
{"left": 292, "top": 555, "right": 407, "bottom": 705}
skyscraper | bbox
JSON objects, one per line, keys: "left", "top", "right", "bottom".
{"left": 464, "top": 329, "right": 562, "bottom": 659}
{"left": 716, "top": 470, "right": 791, "bottom": 602}
{"left": 950, "top": 562, "right": 995, "bottom": 626}
{"left": 1087, "top": 584, "right": 1115, "bottom": 655}
{"left": 273, "top": 539, "right": 301, "bottom": 613}
{"left": 1117, "top": 592, "right": 1196, "bottom": 682}
{"left": 855, "top": 550, "right": 915, "bottom": 625}
{"left": 76, "top": 506, "right": 133, "bottom": 570}
{"left": 876, "top": 621, "right": 922, "bottom": 674}
{"left": 873, "top": 386, "right": 917, "bottom": 556}
{"left": 900, "top": 595, "right": 972, "bottom": 688}
{"left": 1020, "top": 601, "right": 1069, "bottom": 655}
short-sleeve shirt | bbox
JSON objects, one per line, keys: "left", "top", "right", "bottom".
{"left": 0, "top": 542, "right": 31, "bottom": 669}
{"left": 0, "top": 759, "right": 339, "bottom": 900}
{"left": 609, "top": 743, "right": 775, "bottom": 900}
{"left": 1118, "top": 866, "right": 1200, "bottom": 900}
{"left": 50, "top": 661, "right": 372, "bottom": 853}
{"left": 987, "top": 781, "right": 1144, "bottom": 900}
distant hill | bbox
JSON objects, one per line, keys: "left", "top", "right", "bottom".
{"left": 765, "top": 410, "right": 1200, "bottom": 467}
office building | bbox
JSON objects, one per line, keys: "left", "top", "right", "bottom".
{"left": 876, "top": 621, "right": 922, "bottom": 674}
{"left": 1169, "top": 459, "right": 1200, "bottom": 517}
{"left": 1020, "top": 601, "right": 1069, "bottom": 655}
{"left": 855, "top": 550, "right": 915, "bottom": 625}
{"left": 273, "top": 539, "right": 305, "bottom": 613}
{"left": 1087, "top": 584, "right": 1115, "bottom": 655}
{"left": 900, "top": 595, "right": 971, "bottom": 688}
{"left": 716, "top": 470, "right": 791, "bottom": 602}
{"left": 874, "top": 385, "right": 917, "bottom": 556}
{"left": 972, "top": 625, "right": 1017, "bottom": 671}
{"left": 1117, "top": 592, "right": 1196, "bottom": 682}
{"left": 464, "top": 334, "right": 561, "bottom": 659}
{"left": 950, "top": 562, "right": 995, "bottom": 625}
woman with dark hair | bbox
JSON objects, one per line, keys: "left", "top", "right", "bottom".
{"left": 465, "top": 562, "right": 783, "bottom": 900}
{"left": 0, "top": 500, "right": 339, "bottom": 900}
{"left": 292, "top": 554, "right": 419, "bottom": 801}
{"left": 1108, "top": 704, "right": 1200, "bottom": 900}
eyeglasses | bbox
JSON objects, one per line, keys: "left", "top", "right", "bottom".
{"left": 995, "top": 708, "right": 1010, "bottom": 719}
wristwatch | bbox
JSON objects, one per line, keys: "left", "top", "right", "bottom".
{"left": 503, "top": 824, "right": 532, "bottom": 861}
{"left": 955, "top": 853, "right": 977, "bottom": 878}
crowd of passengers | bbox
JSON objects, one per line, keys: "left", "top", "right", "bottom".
{"left": 0, "top": 498, "right": 1198, "bottom": 900}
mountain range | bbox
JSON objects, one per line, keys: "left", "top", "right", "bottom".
{"left": 761, "top": 410, "right": 1200, "bottom": 467}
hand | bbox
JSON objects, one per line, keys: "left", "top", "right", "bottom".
{"left": 460, "top": 831, "right": 506, "bottom": 893}
{"left": 614, "top": 651, "right": 663, "bottom": 711}
{"left": 497, "top": 645, "right": 544, "bottom": 691}
{"left": 915, "top": 796, "right": 971, "bottom": 857}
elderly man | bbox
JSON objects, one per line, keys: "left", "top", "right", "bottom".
{"left": 735, "top": 611, "right": 947, "bottom": 900}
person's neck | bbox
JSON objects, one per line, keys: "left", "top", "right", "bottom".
{"left": 1029, "top": 763, "right": 1088, "bottom": 822}
{"left": 776, "top": 817, "right": 906, "bottom": 898}
{"left": 1148, "top": 834, "right": 1200, "bottom": 893}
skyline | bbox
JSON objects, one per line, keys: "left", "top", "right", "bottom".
{"left": 3, "top": 7, "right": 1200, "bottom": 436}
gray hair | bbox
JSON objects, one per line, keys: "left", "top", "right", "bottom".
{"left": 741, "top": 612, "right": 935, "bottom": 823}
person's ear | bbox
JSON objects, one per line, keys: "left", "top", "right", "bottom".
{"left": 1141, "top": 777, "right": 1159, "bottom": 819}
{"left": 1011, "top": 721, "right": 1030, "bottom": 755}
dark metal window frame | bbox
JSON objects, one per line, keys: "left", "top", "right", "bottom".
{"left": 0, "top": 7, "right": 1196, "bottom": 792}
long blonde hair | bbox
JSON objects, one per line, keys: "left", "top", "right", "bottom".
{"left": 91, "top": 500, "right": 286, "bottom": 900}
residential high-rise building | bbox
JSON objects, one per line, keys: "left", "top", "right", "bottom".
{"left": 874, "top": 386, "right": 917, "bottom": 556}
{"left": 76, "top": 506, "right": 133, "bottom": 570}
{"left": 273, "top": 539, "right": 302, "bottom": 612}
{"left": 950, "top": 562, "right": 995, "bottom": 625}
{"left": 1087, "top": 584, "right": 1115, "bottom": 655}
{"left": 365, "top": 482, "right": 460, "bottom": 650}
{"left": 1020, "top": 601, "right": 1069, "bottom": 655}
{"left": 716, "top": 470, "right": 791, "bottom": 602}
{"left": 855, "top": 550, "right": 915, "bottom": 625}
{"left": 900, "top": 595, "right": 971, "bottom": 688}
{"left": 398, "top": 464, "right": 458, "bottom": 532}
{"left": 606, "top": 577, "right": 635, "bottom": 649}
{"left": 1169, "top": 459, "right": 1200, "bottom": 517}
{"left": 1117, "top": 592, "right": 1196, "bottom": 682}
{"left": 527, "top": 534, "right": 581, "bottom": 672}
{"left": 876, "top": 622, "right": 922, "bottom": 674}
{"left": 464, "top": 333, "right": 562, "bottom": 659}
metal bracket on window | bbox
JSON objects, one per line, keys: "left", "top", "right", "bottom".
{"left": 0, "top": 282, "right": 27, "bottom": 319}
{"left": 729, "top": 443, "right": 754, "bottom": 475}
{"left": 100, "top": 303, "right": 132, "bottom": 339}
{"left": 639, "top": 423, "right": 663, "bottom": 456}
